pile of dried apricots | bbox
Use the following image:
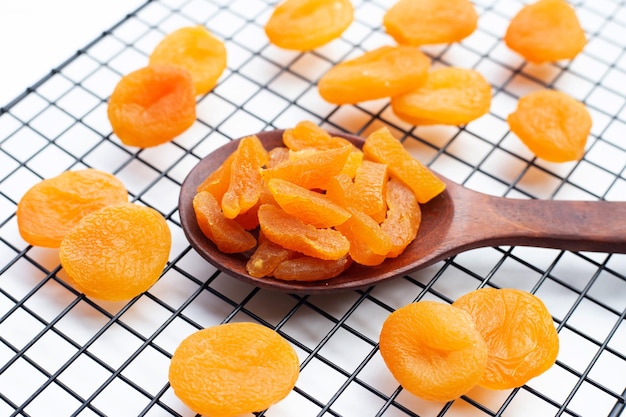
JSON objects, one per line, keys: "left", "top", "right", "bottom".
{"left": 193, "top": 121, "right": 444, "bottom": 281}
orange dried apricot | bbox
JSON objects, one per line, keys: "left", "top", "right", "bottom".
{"left": 258, "top": 204, "right": 349, "bottom": 260}
{"left": 383, "top": 0, "right": 478, "bottom": 46}
{"left": 353, "top": 160, "right": 388, "bottom": 223}
{"left": 507, "top": 89, "right": 592, "bottom": 162}
{"left": 169, "top": 322, "right": 299, "bottom": 417}
{"left": 362, "top": 127, "right": 445, "bottom": 204}
{"left": 317, "top": 45, "right": 431, "bottom": 104}
{"left": 381, "top": 178, "right": 421, "bottom": 258}
{"left": 453, "top": 288, "right": 560, "bottom": 390}
{"left": 107, "top": 65, "right": 196, "bottom": 148}
{"left": 261, "top": 144, "right": 352, "bottom": 190}
{"left": 246, "top": 232, "right": 293, "bottom": 278}
{"left": 273, "top": 254, "right": 351, "bottom": 281}
{"left": 391, "top": 67, "right": 492, "bottom": 126}
{"left": 265, "top": 0, "right": 354, "bottom": 51}
{"left": 16, "top": 169, "right": 128, "bottom": 248}
{"left": 149, "top": 25, "right": 227, "bottom": 95}
{"left": 379, "top": 300, "right": 489, "bottom": 402}
{"left": 193, "top": 191, "right": 257, "bottom": 253}
{"left": 335, "top": 208, "right": 392, "bottom": 266}
{"left": 196, "top": 151, "right": 235, "bottom": 201}
{"left": 221, "top": 134, "right": 269, "bottom": 219}
{"left": 267, "top": 178, "right": 351, "bottom": 228}
{"left": 504, "top": 0, "right": 586, "bottom": 64}
{"left": 282, "top": 120, "right": 352, "bottom": 150}
{"left": 59, "top": 203, "right": 171, "bottom": 301}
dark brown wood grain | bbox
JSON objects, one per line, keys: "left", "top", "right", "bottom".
{"left": 178, "top": 129, "right": 626, "bottom": 294}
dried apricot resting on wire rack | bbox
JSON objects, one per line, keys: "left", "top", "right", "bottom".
{"left": 190, "top": 121, "right": 445, "bottom": 282}
{"left": 169, "top": 322, "right": 299, "bottom": 417}
{"left": 379, "top": 288, "right": 559, "bottom": 402}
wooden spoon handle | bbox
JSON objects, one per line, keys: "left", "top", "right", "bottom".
{"left": 458, "top": 193, "right": 626, "bottom": 254}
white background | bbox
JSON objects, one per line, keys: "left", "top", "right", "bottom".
{"left": 0, "top": 0, "right": 144, "bottom": 107}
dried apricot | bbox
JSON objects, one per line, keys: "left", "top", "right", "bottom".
{"left": 193, "top": 191, "right": 257, "bottom": 253}
{"left": 383, "top": 0, "right": 478, "bottom": 46}
{"left": 246, "top": 232, "right": 293, "bottom": 278}
{"left": 261, "top": 144, "right": 352, "bottom": 190}
{"left": 453, "top": 288, "right": 559, "bottom": 390}
{"left": 149, "top": 25, "right": 227, "bottom": 95}
{"left": 282, "top": 120, "right": 352, "bottom": 150}
{"left": 221, "top": 134, "right": 269, "bottom": 219}
{"left": 335, "top": 208, "right": 391, "bottom": 266}
{"left": 273, "top": 254, "right": 351, "bottom": 281}
{"left": 107, "top": 65, "right": 196, "bottom": 148}
{"left": 381, "top": 179, "right": 421, "bottom": 258}
{"left": 258, "top": 204, "right": 349, "bottom": 260}
{"left": 362, "top": 127, "right": 445, "bottom": 204}
{"left": 317, "top": 45, "right": 431, "bottom": 104}
{"left": 16, "top": 169, "right": 128, "bottom": 248}
{"left": 267, "top": 178, "right": 351, "bottom": 228}
{"left": 169, "top": 322, "right": 299, "bottom": 417}
{"left": 196, "top": 151, "right": 235, "bottom": 201}
{"left": 507, "top": 89, "right": 592, "bottom": 162}
{"left": 379, "top": 300, "right": 488, "bottom": 402}
{"left": 504, "top": 0, "right": 586, "bottom": 63}
{"left": 265, "top": 0, "right": 354, "bottom": 51}
{"left": 391, "top": 67, "right": 492, "bottom": 126}
{"left": 59, "top": 203, "right": 171, "bottom": 301}
{"left": 353, "top": 160, "right": 388, "bottom": 223}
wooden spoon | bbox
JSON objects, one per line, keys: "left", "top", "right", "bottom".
{"left": 178, "top": 129, "right": 626, "bottom": 294}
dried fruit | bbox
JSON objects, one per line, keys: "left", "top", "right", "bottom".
{"left": 193, "top": 191, "right": 257, "bottom": 254}
{"left": 383, "top": 0, "right": 478, "bottom": 46}
{"left": 317, "top": 45, "right": 431, "bottom": 104}
{"left": 381, "top": 179, "right": 421, "bottom": 258}
{"left": 504, "top": 0, "right": 586, "bottom": 63}
{"left": 265, "top": 0, "right": 354, "bottom": 51}
{"left": 507, "top": 89, "right": 592, "bottom": 162}
{"left": 107, "top": 65, "right": 196, "bottom": 148}
{"left": 379, "top": 300, "right": 489, "bottom": 402}
{"left": 273, "top": 254, "right": 352, "bottom": 281}
{"left": 59, "top": 203, "right": 171, "bottom": 301}
{"left": 362, "top": 127, "right": 445, "bottom": 204}
{"left": 16, "top": 169, "right": 128, "bottom": 248}
{"left": 169, "top": 322, "right": 299, "bottom": 417}
{"left": 453, "top": 288, "right": 560, "bottom": 390}
{"left": 149, "top": 25, "right": 227, "bottom": 95}
{"left": 282, "top": 121, "right": 352, "bottom": 150}
{"left": 258, "top": 204, "right": 350, "bottom": 260}
{"left": 391, "top": 67, "right": 492, "bottom": 126}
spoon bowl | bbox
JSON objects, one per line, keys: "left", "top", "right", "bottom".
{"left": 179, "top": 129, "right": 626, "bottom": 294}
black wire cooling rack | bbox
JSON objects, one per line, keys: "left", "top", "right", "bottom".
{"left": 1, "top": 0, "right": 626, "bottom": 416}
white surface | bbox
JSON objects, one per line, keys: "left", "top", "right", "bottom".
{"left": 0, "top": 0, "right": 145, "bottom": 107}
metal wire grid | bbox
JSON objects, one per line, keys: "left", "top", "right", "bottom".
{"left": 0, "top": 0, "right": 625, "bottom": 415}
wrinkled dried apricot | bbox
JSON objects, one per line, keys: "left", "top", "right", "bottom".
{"left": 335, "top": 208, "right": 392, "bottom": 266}
{"left": 59, "top": 203, "right": 171, "bottom": 301}
{"left": 265, "top": 0, "right": 354, "bottom": 51}
{"left": 193, "top": 191, "right": 257, "bottom": 253}
{"left": 149, "top": 25, "right": 227, "bottom": 95}
{"left": 363, "top": 127, "right": 445, "bottom": 204}
{"left": 504, "top": 0, "right": 586, "bottom": 63}
{"left": 317, "top": 45, "right": 431, "bottom": 104}
{"left": 222, "top": 134, "right": 269, "bottom": 219}
{"left": 383, "top": 0, "right": 478, "bottom": 46}
{"left": 258, "top": 204, "right": 349, "bottom": 260}
{"left": 391, "top": 67, "right": 492, "bottom": 126}
{"left": 379, "top": 300, "right": 489, "bottom": 402}
{"left": 107, "top": 65, "right": 196, "bottom": 148}
{"left": 273, "top": 254, "right": 351, "bottom": 281}
{"left": 267, "top": 178, "right": 351, "bottom": 228}
{"left": 283, "top": 121, "right": 352, "bottom": 150}
{"left": 354, "top": 160, "right": 388, "bottom": 223}
{"left": 246, "top": 232, "right": 293, "bottom": 278}
{"left": 453, "top": 288, "right": 559, "bottom": 390}
{"left": 381, "top": 179, "right": 421, "bottom": 258}
{"left": 169, "top": 322, "right": 299, "bottom": 417}
{"left": 261, "top": 144, "right": 352, "bottom": 190}
{"left": 16, "top": 169, "right": 128, "bottom": 248}
{"left": 507, "top": 89, "right": 592, "bottom": 162}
